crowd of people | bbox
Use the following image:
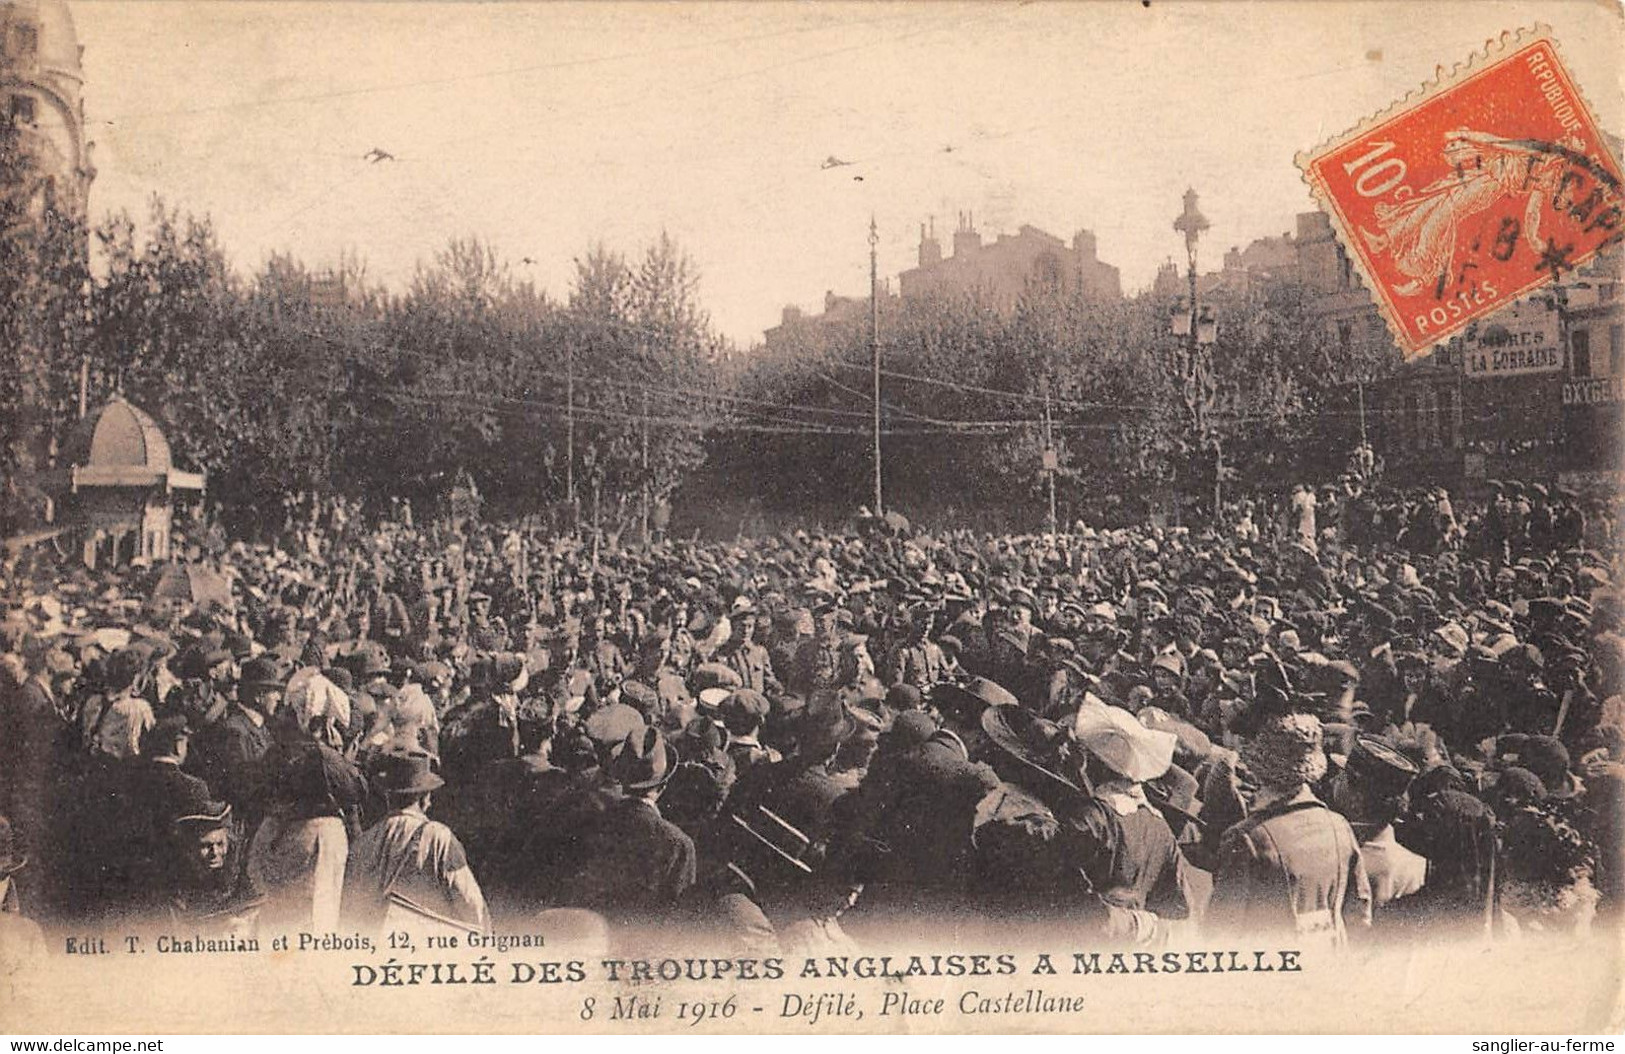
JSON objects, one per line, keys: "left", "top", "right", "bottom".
{"left": 0, "top": 478, "right": 1620, "bottom": 957}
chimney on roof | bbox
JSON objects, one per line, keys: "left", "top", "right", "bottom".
{"left": 953, "top": 211, "right": 981, "bottom": 258}
{"left": 919, "top": 219, "right": 942, "bottom": 267}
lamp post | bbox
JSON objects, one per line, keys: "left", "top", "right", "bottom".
{"left": 870, "top": 216, "right": 883, "bottom": 516}
{"left": 1172, "top": 189, "right": 1221, "bottom": 518}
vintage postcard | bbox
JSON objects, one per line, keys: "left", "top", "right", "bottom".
{"left": 0, "top": 0, "right": 1622, "bottom": 1037}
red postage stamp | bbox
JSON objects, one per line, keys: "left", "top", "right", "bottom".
{"left": 1298, "top": 26, "right": 1624, "bottom": 357}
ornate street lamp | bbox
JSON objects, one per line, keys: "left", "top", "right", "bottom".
{"left": 1172, "top": 189, "right": 1223, "bottom": 516}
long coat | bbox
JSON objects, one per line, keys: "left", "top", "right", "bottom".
{"left": 1209, "top": 789, "right": 1372, "bottom": 946}
{"left": 560, "top": 797, "right": 696, "bottom": 919}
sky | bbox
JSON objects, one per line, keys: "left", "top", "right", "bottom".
{"left": 68, "top": 0, "right": 1625, "bottom": 347}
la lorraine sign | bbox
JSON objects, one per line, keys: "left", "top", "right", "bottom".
{"left": 1459, "top": 298, "right": 1563, "bottom": 379}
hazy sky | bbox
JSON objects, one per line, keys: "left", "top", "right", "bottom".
{"left": 71, "top": 1, "right": 1623, "bottom": 345}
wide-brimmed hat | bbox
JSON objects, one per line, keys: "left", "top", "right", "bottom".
{"left": 931, "top": 677, "right": 1017, "bottom": 722}
{"left": 1146, "top": 763, "right": 1203, "bottom": 824}
{"left": 981, "top": 703, "right": 1085, "bottom": 796}
{"left": 1073, "top": 701, "right": 1176, "bottom": 784}
{"left": 607, "top": 727, "right": 676, "bottom": 792}
{"left": 0, "top": 815, "right": 28, "bottom": 877}
{"left": 371, "top": 751, "right": 446, "bottom": 797}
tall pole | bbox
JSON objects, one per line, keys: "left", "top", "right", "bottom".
{"left": 1175, "top": 188, "right": 1214, "bottom": 522}
{"left": 1357, "top": 380, "right": 1368, "bottom": 447}
{"left": 1187, "top": 240, "right": 1201, "bottom": 438}
{"left": 565, "top": 343, "right": 576, "bottom": 510}
{"left": 1043, "top": 379, "right": 1057, "bottom": 534}
{"left": 870, "top": 217, "right": 883, "bottom": 516}
{"left": 641, "top": 386, "right": 651, "bottom": 545}
{"left": 77, "top": 356, "right": 89, "bottom": 420}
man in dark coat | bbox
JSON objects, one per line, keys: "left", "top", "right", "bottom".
{"left": 192, "top": 657, "right": 283, "bottom": 830}
{"left": 124, "top": 714, "right": 214, "bottom": 879}
{"left": 560, "top": 728, "right": 695, "bottom": 920}
{"left": 736, "top": 695, "right": 855, "bottom": 847}
{"left": 854, "top": 710, "right": 1000, "bottom": 909}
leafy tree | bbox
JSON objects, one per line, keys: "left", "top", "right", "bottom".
{"left": 0, "top": 115, "right": 90, "bottom": 533}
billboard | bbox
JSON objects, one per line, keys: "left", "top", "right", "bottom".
{"left": 1460, "top": 298, "right": 1564, "bottom": 378}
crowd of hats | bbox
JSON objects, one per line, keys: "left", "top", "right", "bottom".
{"left": 0, "top": 481, "right": 1620, "bottom": 931}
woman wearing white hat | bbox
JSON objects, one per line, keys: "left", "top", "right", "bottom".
{"left": 1068, "top": 700, "right": 1194, "bottom": 931}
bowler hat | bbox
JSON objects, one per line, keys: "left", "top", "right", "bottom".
{"left": 885, "top": 684, "right": 924, "bottom": 712}
{"left": 889, "top": 710, "right": 939, "bottom": 750}
{"left": 239, "top": 656, "right": 286, "bottom": 692}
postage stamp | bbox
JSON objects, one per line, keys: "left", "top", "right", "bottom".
{"left": 1297, "top": 25, "right": 1625, "bottom": 357}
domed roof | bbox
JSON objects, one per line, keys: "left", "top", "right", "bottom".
{"left": 2, "top": 0, "right": 82, "bottom": 80}
{"left": 78, "top": 396, "right": 172, "bottom": 472}
{"left": 59, "top": 396, "right": 203, "bottom": 494}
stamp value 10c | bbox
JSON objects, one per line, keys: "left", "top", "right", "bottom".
{"left": 1298, "top": 26, "right": 1624, "bottom": 357}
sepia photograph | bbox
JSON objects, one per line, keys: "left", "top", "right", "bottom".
{"left": 0, "top": 0, "right": 1622, "bottom": 1037}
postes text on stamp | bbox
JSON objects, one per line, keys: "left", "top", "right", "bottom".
{"left": 1298, "top": 26, "right": 1624, "bottom": 357}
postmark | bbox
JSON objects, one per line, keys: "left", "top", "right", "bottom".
{"left": 1297, "top": 26, "right": 1624, "bottom": 357}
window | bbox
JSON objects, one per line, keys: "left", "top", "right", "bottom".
{"left": 1610, "top": 324, "right": 1623, "bottom": 377}
{"left": 1338, "top": 253, "right": 1353, "bottom": 290}
{"left": 1337, "top": 320, "right": 1353, "bottom": 349}
{"left": 8, "top": 94, "right": 35, "bottom": 123}
{"left": 1571, "top": 329, "right": 1592, "bottom": 378}
{"left": 13, "top": 23, "right": 37, "bottom": 56}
